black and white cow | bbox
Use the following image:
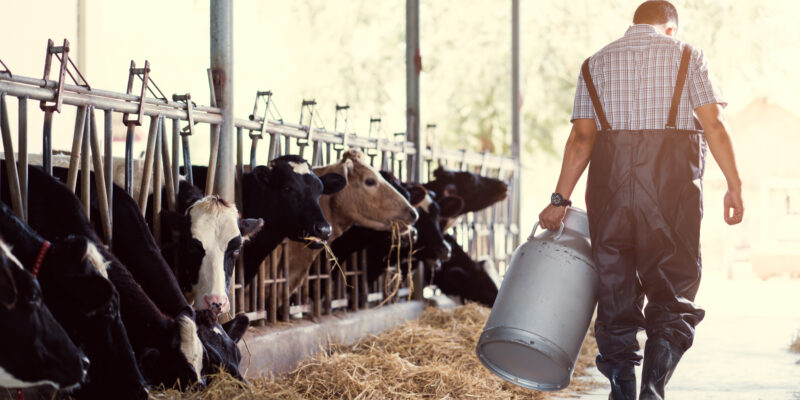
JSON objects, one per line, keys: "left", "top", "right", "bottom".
{"left": 423, "top": 165, "right": 508, "bottom": 230}
{"left": 194, "top": 309, "right": 249, "bottom": 382}
{"left": 16, "top": 166, "right": 203, "bottom": 390}
{"left": 0, "top": 200, "right": 148, "bottom": 400}
{"left": 0, "top": 239, "right": 89, "bottom": 392}
{"left": 189, "top": 155, "right": 346, "bottom": 285}
{"left": 157, "top": 181, "right": 263, "bottom": 314}
{"left": 432, "top": 234, "right": 500, "bottom": 307}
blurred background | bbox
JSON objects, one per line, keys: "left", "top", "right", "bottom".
{"left": 1, "top": 0, "right": 798, "bottom": 280}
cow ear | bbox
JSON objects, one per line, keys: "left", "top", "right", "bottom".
{"left": 161, "top": 210, "right": 191, "bottom": 232}
{"left": 251, "top": 165, "right": 271, "bottom": 185}
{"left": 177, "top": 181, "right": 204, "bottom": 213}
{"left": 222, "top": 314, "right": 249, "bottom": 343}
{"left": 0, "top": 262, "right": 17, "bottom": 310}
{"left": 319, "top": 173, "right": 347, "bottom": 195}
{"left": 239, "top": 218, "right": 264, "bottom": 240}
{"left": 408, "top": 185, "right": 427, "bottom": 208}
{"left": 438, "top": 196, "right": 465, "bottom": 218}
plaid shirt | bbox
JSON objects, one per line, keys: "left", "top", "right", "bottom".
{"left": 571, "top": 24, "right": 726, "bottom": 131}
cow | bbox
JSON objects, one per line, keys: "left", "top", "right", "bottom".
{"left": 0, "top": 239, "right": 89, "bottom": 393}
{"left": 332, "top": 170, "right": 464, "bottom": 284}
{"left": 432, "top": 234, "right": 500, "bottom": 307}
{"left": 423, "top": 165, "right": 508, "bottom": 230}
{"left": 48, "top": 167, "right": 250, "bottom": 383}
{"left": 187, "top": 154, "right": 346, "bottom": 285}
{"left": 10, "top": 166, "right": 203, "bottom": 390}
{"left": 282, "top": 150, "right": 418, "bottom": 296}
{"left": 194, "top": 309, "right": 249, "bottom": 382}
{"left": 0, "top": 200, "right": 148, "bottom": 400}
{"left": 157, "top": 181, "right": 263, "bottom": 314}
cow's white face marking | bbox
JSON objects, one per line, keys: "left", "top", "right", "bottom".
{"left": 288, "top": 161, "right": 311, "bottom": 175}
{"left": 0, "top": 240, "right": 23, "bottom": 270}
{"left": 212, "top": 326, "right": 224, "bottom": 336}
{"left": 418, "top": 194, "right": 434, "bottom": 214}
{"left": 187, "top": 196, "right": 240, "bottom": 313}
{"left": 83, "top": 242, "right": 109, "bottom": 279}
{"left": 177, "top": 315, "right": 203, "bottom": 382}
{"left": 0, "top": 366, "right": 59, "bottom": 389}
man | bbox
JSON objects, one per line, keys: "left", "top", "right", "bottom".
{"left": 538, "top": 1, "right": 743, "bottom": 399}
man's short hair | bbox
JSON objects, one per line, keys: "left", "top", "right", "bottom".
{"left": 633, "top": 1, "right": 679, "bottom": 27}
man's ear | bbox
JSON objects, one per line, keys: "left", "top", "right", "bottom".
{"left": 438, "top": 196, "right": 465, "bottom": 219}
{"left": 0, "top": 262, "right": 17, "bottom": 310}
{"left": 319, "top": 173, "right": 347, "bottom": 195}
{"left": 238, "top": 218, "right": 264, "bottom": 240}
{"left": 222, "top": 314, "right": 249, "bottom": 343}
{"left": 161, "top": 210, "right": 191, "bottom": 232}
{"left": 408, "top": 185, "right": 427, "bottom": 208}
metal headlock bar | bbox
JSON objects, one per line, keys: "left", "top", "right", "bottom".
{"left": 173, "top": 93, "right": 196, "bottom": 186}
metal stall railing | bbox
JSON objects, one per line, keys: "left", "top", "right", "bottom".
{"left": 0, "top": 40, "right": 223, "bottom": 254}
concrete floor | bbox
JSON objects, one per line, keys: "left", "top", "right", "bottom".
{"left": 579, "top": 273, "right": 800, "bottom": 399}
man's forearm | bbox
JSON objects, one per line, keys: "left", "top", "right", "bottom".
{"left": 705, "top": 126, "right": 742, "bottom": 191}
{"left": 554, "top": 124, "right": 595, "bottom": 199}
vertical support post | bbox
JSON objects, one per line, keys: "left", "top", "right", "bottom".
{"left": 510, "top": 0, "right": 522, "bottom": 247}
{"left": 406, "top": 0, "right": 423, "bottom": 183}
{"left": 90, "top": 110, "right": 112, "bottom": 244}
{"left": 0, "top": 93, "right": 23, "bottom": 219}
{"left": 138, "top": 116, "right": 159, "bottom": 215}
{"left": 42, "top": 111, "right": 53, "bottom": 176}
{"left": 80, "top": 108, "right": 91, "bottom": 218}
{"left": 171, "top": 119, "right": 179, "bottom": 188}
{"left": 104, "top": 109, "right": 113, "bottom": 242}
{"left": 77, "top": 0, "right": 88, "bottom": 74}
{"left": 66, "top": 106, "right": 88, "bottom": 193}
{"left": 210, "top": 0, "right": 235, "bottom": 202}
{"left": 18, "top": 97, "right": 28, "bottom": 222}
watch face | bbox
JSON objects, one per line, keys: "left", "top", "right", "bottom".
{"left": 551, "top": 193, "right": 562, "bottom": 205}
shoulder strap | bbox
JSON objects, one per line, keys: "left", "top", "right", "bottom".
{"left": 581, "top": 58, "right": 611, "bottom": 131}
{"left": 666, "top": 44, "right": 693, "bottom": 129}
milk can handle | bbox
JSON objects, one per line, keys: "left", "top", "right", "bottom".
{"left": 529, "top": 221, "right": 565, "bottom": 241}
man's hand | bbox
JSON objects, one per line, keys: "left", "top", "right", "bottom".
{"left": 723, "top": 189, "right": 744, "bottom": 225}
{"left": 538, "top": 204, "right": 567, "bottom": 232}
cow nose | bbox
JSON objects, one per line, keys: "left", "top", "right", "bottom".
{"left": 408, "top": 208, "right": 419, "bottom": 222}
{"left": 135, "top": 386, "right": 150, "bottom": 400}
{"left": 80, "top": 356, "right": 90, "bottom": 371}
{"left": 313, "top": 223, "right": 332, "bottom": 240}
{"left": 203, "top": 295, "right": 229, "bottom": 314}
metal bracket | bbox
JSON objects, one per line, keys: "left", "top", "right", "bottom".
{"left": 40, "top": 38, "right": 90, "bottom": 113}
{"left": 297, "top": 99, "right": 316, "bottom": 151}
{"left": 248, "top": 90, "right": 276, "bottom": 139}
{"left": 172, "top": 93, "right": 196, "bottom": 137}
{"left": 0, "top": 58, "right": 11, "bottom": 78}
{"left": 123, "top": 60, "right": 168, "bottom": 127}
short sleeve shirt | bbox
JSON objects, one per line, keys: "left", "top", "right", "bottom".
{"left": 571, "top": 24, "right": 726, "bottom": 131}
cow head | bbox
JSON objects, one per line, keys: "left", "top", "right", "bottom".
{"left": 317, "top": 150, "right": 418, "bottom": 234}
{"left": 433, "top": 235, "right": 500, "bottom": 307}
{"left": 195, "top": 309, "right": 248, "bottom": 382}
{"left": 0, "top": 240, "right": 89, "bottom": 391}
{"left": 407, "top": 189, "right": 464, "bottom": 263}
{"left": 163, "top": 182, "right": 263, "bottom": 314}
{"left": 246, "top": 155, "right": 345, "bottom": 249}
{"left": 138, "top": 312, "right": 204, "bottom": 389}
{"left": 424, "top": 166, "right": 508, "bottom": 230}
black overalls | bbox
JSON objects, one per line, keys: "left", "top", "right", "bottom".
{"left": 582, "top": 45, "right": 707, "bottom": 376}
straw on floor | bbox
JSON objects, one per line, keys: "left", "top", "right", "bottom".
{"left": 150, "top": 304, "right": 600, "bottom": 399}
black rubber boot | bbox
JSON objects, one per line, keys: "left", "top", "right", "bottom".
{"left": 639, "top": 339, "right": 682, "bottom": 400}
{"left": 606, "top": 365, "right": 637, "bottom": 400}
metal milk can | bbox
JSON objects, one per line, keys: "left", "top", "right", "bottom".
{"left": 476, "top": 207, "right": 598, "bottom": 391}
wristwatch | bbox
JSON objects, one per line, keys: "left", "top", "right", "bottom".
{"left": 551, "top": 192, "right": 572, "bottom": 207}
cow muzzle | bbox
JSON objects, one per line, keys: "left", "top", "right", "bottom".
{"left": 202, "top": 294, "right": 229, "bottom": 314}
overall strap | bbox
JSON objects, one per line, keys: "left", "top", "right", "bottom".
{"left": 666, "top": 44, "right": 693, "bottom": 129}
{"left": 581, "top": 58, "right": 611, "bottom": 131}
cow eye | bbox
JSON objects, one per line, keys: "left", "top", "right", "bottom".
{"left": 28, "top": 291, "right": 42, "bottom": 309}
{"left": 365, "top": 178, "right": 377, "bottom": 187}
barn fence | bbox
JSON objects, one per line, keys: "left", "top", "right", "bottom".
{"left": 0, "top": 39, "right": 519, "bottom": 328}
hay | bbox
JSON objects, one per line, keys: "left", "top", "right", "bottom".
{"left": 150, "top": 304, "right": 600, "bottom": 399}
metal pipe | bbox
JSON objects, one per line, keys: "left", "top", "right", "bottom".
{"left": 18, "top": 97, "right": 28, "bottom": 222}
{"left": 137, "top": 116, "right": 159, "bottom": 215}
{"left": 210, "top": 0, "right": 235, "bottom": 202}
{"left": 0, "top": 93, "right": 24, "bottom": 219}
{"left": 42, "top": 110, "right": 53, "bottom": 176}
{"left": 153, "top": 117, "right": 163, "bottom": 242}
{"left": 182, "top": 134, "right": 193, "bottom": 186}
{"left": 124, "top": 124, "right": 134, "bottom": 195}
{"left": 66, "top": 106, "right": 87, "bottom": 193}
{"left": 103, "top": 109, "right": 113, "bottom": 244}
{"left": 235, "top": 126, "right": 243, "bottom": 210}
{"left": 406, "top": 0, "right": 423, "bottom": 182}
{"left": 511, "top": 0, "right": 522, "bottom": 247}
{"left": 0, "top": 81, "right": 222, "bottom": 124}
{"left": 171, "top": 119, "right": 179, "bottom": 188}
{"left": 205, "top": 124, "right": 220, "bottom": 197}
{"left": 160, "top": 118, "right": 176, "bottom": 211}
{"left": 90, "top": 109, "right": 112, "bottom": 243}
{"left": 80, "top": 108, "right": 91, "bottom": 218}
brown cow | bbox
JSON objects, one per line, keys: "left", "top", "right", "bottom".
{"left": 281, "top": 150, "right": 418, "bottom": 295}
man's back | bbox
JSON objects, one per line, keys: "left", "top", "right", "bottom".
{"left": 572, "top": 24, "right": 725, "bottom": 131}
